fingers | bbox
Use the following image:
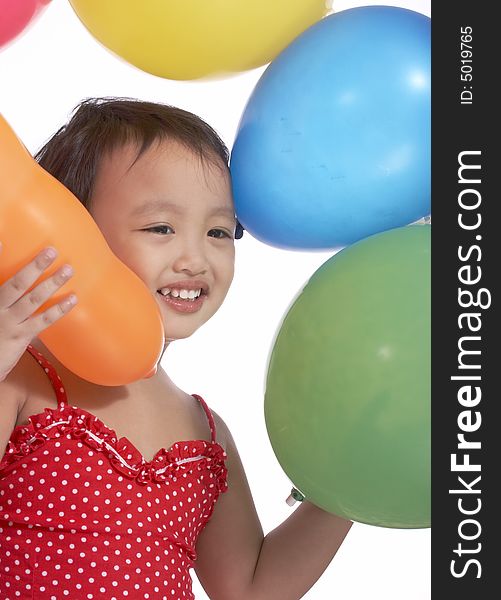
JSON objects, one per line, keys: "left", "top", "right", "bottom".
{"left": 11, "top": 264, "right": 75, "bottom": 325}
{"left": 0, "top": 244, "right": 78, "bottom": 371}
{"left": 0, "top": 246, "right": 59, "bottom": 310}
{"left": 0, "top": 244, "right": 78, "bottom": 337}
{"left": 27, "top": 293, "right": 78, "bottom": 338}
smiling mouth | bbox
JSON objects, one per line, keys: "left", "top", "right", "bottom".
{"left": 157, "top": 287, "right": 204, "bottom": 301}
{"left": 156, "top": 289, "right": 207, "bottom": 313}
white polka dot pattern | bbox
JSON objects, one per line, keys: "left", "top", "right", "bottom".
{"left": 0, "top": 346, "right": 228, "bottom": 599}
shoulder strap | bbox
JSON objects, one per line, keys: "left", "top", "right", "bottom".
{"left": 26, "top": 344, "right": 69, "bottom": 408}
{"left": 191, "top": 394, "right": 217, "bottom": 444}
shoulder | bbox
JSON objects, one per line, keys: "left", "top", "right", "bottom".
{"left": 0, "top": 351, "right": 42, "bottom": 453}
{"left": 208, "top": 407, "right": 228, "bottom": 439}
{"left": 209, "top": 407, "right": 240, "bottom": 458}
{"left": 1, "top": 348, "right": 55, "bottom": 409}
{"left": 1, "top": 351, "right": 37, "bottom": 404}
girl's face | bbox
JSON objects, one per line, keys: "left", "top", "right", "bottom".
{"left": 89, "top": 139, "right": 236, "bottom": 342}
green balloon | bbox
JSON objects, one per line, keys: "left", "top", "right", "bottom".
{"left": 265, "top": 225, "right": 430, "bottom": 528}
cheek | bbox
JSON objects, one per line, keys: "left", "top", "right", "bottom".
{"left": 222, "top": 252, "right": 235, "bottom": 285}
{"left": 110, "top": 242, "right": 137, "bottom": 267}
{"left": 92, "top": 216, "right": 133, "bottom": 265}
{"left": 220, "top": 265, "right": 235, "bottom": 299}
{"left": 227, "top": 263, "right": 235, "bottom": 286}
{"left": 110, "top": 240, "right": 153, "bottom": 282}
{"left": 211, "top": 250, "right": 234, "bottom": 297}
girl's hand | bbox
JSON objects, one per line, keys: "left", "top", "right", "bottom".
{"left": 0, "top": 243, "right": 77, "bottom": 382}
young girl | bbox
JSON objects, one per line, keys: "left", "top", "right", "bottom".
{"left": 0, "top": 98, "right": 351, "bottom": 600}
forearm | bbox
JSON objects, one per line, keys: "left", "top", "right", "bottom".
{"left": 249, "top": 500, "right": 352, "bottom": 600}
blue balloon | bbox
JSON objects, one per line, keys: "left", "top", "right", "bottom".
{"left": 230, "top": 7, "right": 430, "bottom": 249}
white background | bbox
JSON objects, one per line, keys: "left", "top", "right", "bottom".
{"left": 0, "top": 1, "right": 431, "bottom": 598}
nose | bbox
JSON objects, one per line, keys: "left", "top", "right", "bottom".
{"left": 171, "top": 237, "right": 208, "bottom": 276}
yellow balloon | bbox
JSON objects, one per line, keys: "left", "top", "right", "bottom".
{"left": 69, "top": 0, "right": 330, "bottom": 80}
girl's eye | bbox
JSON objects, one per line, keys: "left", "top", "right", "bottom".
{"left": 145, "top": 225, "right": 174, "bottom": 235}
{"left": 208, "top": 228, "right": 232, "bottom": 239}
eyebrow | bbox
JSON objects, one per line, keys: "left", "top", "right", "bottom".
{"left": 130, "top": 199, "right": 236, "bottom": 220}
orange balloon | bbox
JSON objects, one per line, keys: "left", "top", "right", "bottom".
{"left": 0, "top": 114, "right": 165, "bottom": 385}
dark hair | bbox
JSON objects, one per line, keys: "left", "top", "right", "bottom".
{"left": 35, "top": 97, "right": 243, "bottom": 238}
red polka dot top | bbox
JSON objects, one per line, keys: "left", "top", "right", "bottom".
{"left": 0, "top": 345, "right": 228, "bottom": 599}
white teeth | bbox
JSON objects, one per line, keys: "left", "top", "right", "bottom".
{"left": 159, "top": 287, "right": 203, "bottom": 300}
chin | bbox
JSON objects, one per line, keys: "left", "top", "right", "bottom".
{"left": 159, "top": 303, "right": 217, "bottom": 342}
{"left": 163, "top": 323, "right": 201, "bottom": 342}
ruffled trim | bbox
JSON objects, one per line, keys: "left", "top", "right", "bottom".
{"left": 0, "top": 404, "right": 228, "bottom": 490}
